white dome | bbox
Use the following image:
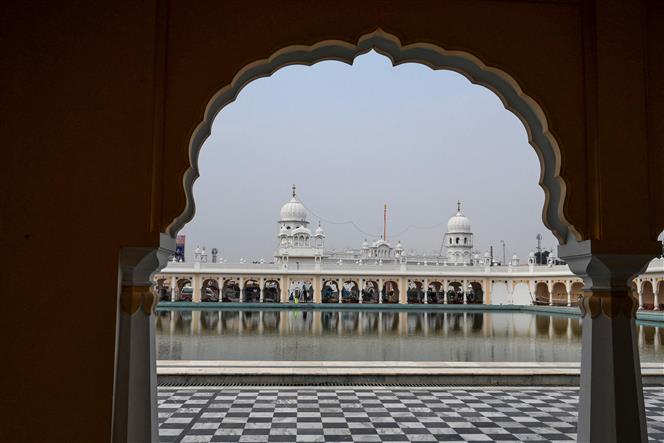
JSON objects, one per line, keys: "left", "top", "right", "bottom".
{"left": 395, "top": 241, "right": 403, "bottom": 251}
{"left": 314, "top": 225, "right": 325, "bottom": 237}
{"left": 447, "top": 206, "right": 471, "bottom": 233}
{"left": 280, "top": 196, "right": 307, "bottom": 222}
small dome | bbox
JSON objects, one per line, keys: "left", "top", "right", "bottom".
{"left": 512, "top": 253, "right": 518, "bottom": 259}
{"left": 447, "top": 205, "right": 471, "bottom": 233}
{"left": 362, "top": 239, "right": 369, "bottom": 249}
{"left": 529, "top": 251, "right": 535, "bottom": 257}
{"left": 314, "top": 224, "right": 325, "bottom": 237}
{"left": 395, "top": 241, "right": 403, "bottom": 251}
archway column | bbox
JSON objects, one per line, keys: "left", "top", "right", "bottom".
{"left": 239, "top": 276, "right": 244, "bottom": 303}
{"left": 358, "top": 277, "right": 364, "bottom": 304}
{"left": 337, "top": 278, "right": 343, "bottom": 304}
{"left": 560, "top": 241, "right": 652, "bottom": 443}
{"left": 192, "top": 274, "right": 201, "bottom": 303}
{"left": 462, "top": 279, "right": 468, "bottom": 304}
{"left": 259, "top": 277, "right": 265, "bottom": 303}
{"left": 280, "top": 277, "right": 287, "bottom": 303}
{"left": 654, "top": 284, "right": 661, "bottom": 310}
{"left": 313, "top": 276, "right": 321, "bottom": 304}
{"left": 170, "top": 275, "right": 176, "bottom": 302}
{"left": 636, "top": 280, "right": 644, "bottom": 309}
{"left": 547, "top": 281, "right": 554, "bottom": 306}
{"left": 566, "top": 281, "right": 572, "bottom": 307}
{"left": 113, "top": 236, "right": 172, "bottom": 443}
{"left": 443, "top": 279, "right": 448, "bottom": 304}
{"left": 423, "top": 278, "right": 428, "bottom": 304}
{"left": 378, "top": 278, "right": 383, "bottom": 304}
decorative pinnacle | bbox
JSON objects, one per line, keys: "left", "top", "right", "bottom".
{"left": 457, "top": 200, "right": 462, "bottom": 212}
{"left": 292, "top": 184, "right": 296, "bottom": 198}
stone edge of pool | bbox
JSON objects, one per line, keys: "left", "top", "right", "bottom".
{"left": 156, "top": 302, "right": 664, "bottom": 324}
{"left": 156, "top": 361, "right": 664, "bottom": 386}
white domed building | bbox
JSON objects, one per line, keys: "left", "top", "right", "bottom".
{"left": 444, "top": 202, "right": 474, "bottom": 265}
{"left": 276, "top": 186, "right": 325, "bottom": 261}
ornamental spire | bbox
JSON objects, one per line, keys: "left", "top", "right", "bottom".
{"left": 292, "top": 184, "right": 296, "bottom": 198}
{"left": 457, "top": 200, "right": 462, "bottom": 212}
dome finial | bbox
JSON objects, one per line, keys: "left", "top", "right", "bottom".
{"left": 292, "top": 184, "right": 296, "bottom": 198}
{"left": 457, "top": 200, "right": 462, "bottom": 212}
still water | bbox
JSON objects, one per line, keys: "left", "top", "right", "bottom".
{"left": 155, "top": 309, "right": 663, "bottom": 363}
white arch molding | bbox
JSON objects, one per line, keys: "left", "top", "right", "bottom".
{"left": 166, "top": 28, "right": 576, "bottom": 245}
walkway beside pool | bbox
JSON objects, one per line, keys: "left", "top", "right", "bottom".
{"left": 158, "top": 385, "right": 664, "bottom": 442}
{"left": 157, "top": 361, "right": 664, "bottom": 386}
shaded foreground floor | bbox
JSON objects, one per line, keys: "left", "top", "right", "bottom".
{"left": 158, "top": 386, "right": 664, "bottom": 442}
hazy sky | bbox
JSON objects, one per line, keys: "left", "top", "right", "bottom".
{"left": 181, "top": 51, "right": 559, "bottom": 261}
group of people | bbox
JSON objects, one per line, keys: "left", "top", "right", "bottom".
{"left": 288, "top": 286, "right": 311, "bottom": 303}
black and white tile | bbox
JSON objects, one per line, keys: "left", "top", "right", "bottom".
{"left": 158, "top": 386, "right": 664, "bottom": 442}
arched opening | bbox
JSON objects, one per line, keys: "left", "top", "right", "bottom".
{"left": 221, "top": 279, "right": 241, "bottom": 302}
{"left": 119, "top": 29, "right": 627, "bottom": 443}
{"left": 341, "top": 281, "right": 360, "bottom": 303}
{"left": 289, "top": 280, "right": 313, "bottom": 303}
{"left": 641, "top": 281, "right": 655, "bottom": 310}
{"left": 447, "top": 282, "right": 464, "bottom": 304}
{"left": 551, "top": 282, "right": 568, "bottom": 306}
{"left": 534, "top": 282, "right": 550, "bottom": 305}
{"left": 362, "top": 280, "right": 379, "bottom": 304}
{"left": 243, "top": 279, "right": 260, "bottom": 303}
{"left": 468, "top": 282, "right": 484, "bottom": 304}
{"left": 513, "top": 282, "right": 531, "bottom": 305}
{"left": 571, "top": 282, "right": 584, "bottom": 306}
{"left": 155, "top": 278, "right": 170, "bottom": 302}
{"left": 321, "top": 280, "right": 340, "bottom": 303}
{"left": 263, "top": 279, "right": 280, "bottom": 303}
{"left": 382, "top": 280, "right": 399, "bottom": 304}
{"left": 427, "top": 281, "right": 443, "bottom": 304}
{"left": 407, "top": 280, "right": 424, "bottom": 304}
{"left": 176, "top": 278, "right": 192, "bottom": 302}
{"left": 201, "top": 278, "right": 219, "bottom": 302}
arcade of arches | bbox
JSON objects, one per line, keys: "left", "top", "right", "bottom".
{"left": 4, "top": 2, "right": 664, "bottom": 443}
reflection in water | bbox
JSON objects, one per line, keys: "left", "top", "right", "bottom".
{"left": 156, "top": 309, "right": 663, "bottom": 363}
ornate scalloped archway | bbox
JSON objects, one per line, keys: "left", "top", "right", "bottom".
{"left": 167, "top": 29, "right": 576, "bottom": 245}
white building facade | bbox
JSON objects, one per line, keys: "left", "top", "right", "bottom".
{"left": 157, "top": 187, "right": 664, "bottom": 309}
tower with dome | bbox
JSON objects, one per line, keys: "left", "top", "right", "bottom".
{"left": 444, "top": 201, "right": 474, "bottom": 265}
{"left": 276, "top": 185, "right": 326, "bottom": 262}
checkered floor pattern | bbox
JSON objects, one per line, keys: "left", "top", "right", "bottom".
{"left": 158, "top": 386, "right": 664, "bottom": 442}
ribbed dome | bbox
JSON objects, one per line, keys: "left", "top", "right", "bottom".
{"left": 280, "top": 197, "right": 307, "bottom": 222}
{"left": 314, "top": 225, "right": 325, "bottom": 237}
{"left": 447, "top": 203, "right": 471, "bottom": 233}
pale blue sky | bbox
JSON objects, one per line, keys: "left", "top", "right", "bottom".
{"left": 181, "top": 51, "right": 558, "bottom": 261}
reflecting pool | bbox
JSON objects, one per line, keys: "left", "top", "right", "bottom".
{"left": 155, "top": 309, "right": 663, "bottom": 362}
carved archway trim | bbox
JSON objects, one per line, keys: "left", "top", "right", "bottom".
{"left": 168, "top": 29, "right": 576, "bottom": 243}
